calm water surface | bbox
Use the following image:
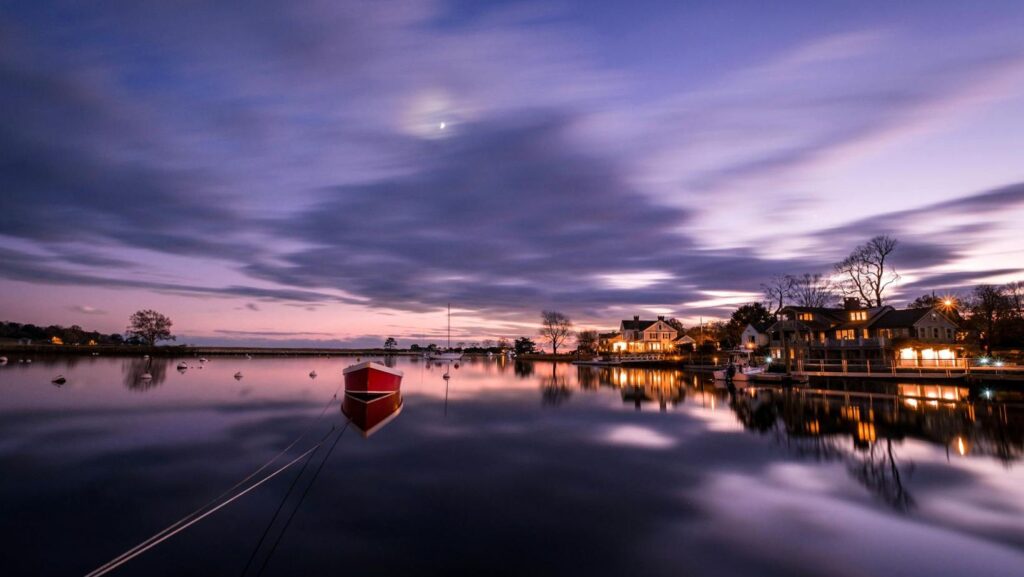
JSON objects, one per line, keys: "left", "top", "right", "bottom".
{"left": 1, "top": 355, "right": 1023, "bottom": 576}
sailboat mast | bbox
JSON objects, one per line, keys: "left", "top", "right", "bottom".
{"left": 447, "top": 303, "right": 451, "bottom": 349}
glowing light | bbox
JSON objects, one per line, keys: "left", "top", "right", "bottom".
{"left": 439, "top": 122, "right": 446, "bottom": 130}
{"left": 956, "top": 437, "right": 967, "bottom": 456}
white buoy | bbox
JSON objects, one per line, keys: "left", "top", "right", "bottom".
{"left": 25, "top": 359, "right": 32, "bottom": 364}
{"left": 52, "top": 375, "right": 66, "bottom": 385}
{"left": 309, "top": 370, "right": 317, "bottom": 378}
{"left": 143, "top": 355, "right": 150, "bottom": 360}
{"left": 234, "top": 371, "right": 243, "bottom": 380}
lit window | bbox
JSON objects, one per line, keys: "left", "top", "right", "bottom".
{"left": 798, "top": 313, "right": 813, "bottom": 321}
{"left": 850, "top": 311, "right": 867, "bottom": 321}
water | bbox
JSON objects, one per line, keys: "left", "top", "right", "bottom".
{"left": 1, "top": 355, "right": 1023, "bottom": 576}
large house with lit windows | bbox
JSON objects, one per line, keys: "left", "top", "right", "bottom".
{"left": 767, "top": 298, "right": 962, "bottom": 368}
{"left": 602, "top": 315, "right": 682, "bottom": 353}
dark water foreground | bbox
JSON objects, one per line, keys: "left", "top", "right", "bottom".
{"left": 1, "top": 356, "right": 1022, "bottom": 576}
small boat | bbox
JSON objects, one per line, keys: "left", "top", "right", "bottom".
{"left": 0, "top": 356, "right": 7, "bottom": 364}
{"left": 140, "top": 373, "right": 153, "bottom": 381}
{"left": 199, "top": 358, "right": 209, "bottom": 363}
{"left": 309, "top": 370, "right": 318, "bottom": 379}
{"left": 143, "top": 355, "right": 150, "bottom": 360}
{"left": 52, "top": 375, "right": 66, "bottom": 385}
{"left": 343, "top": 361, "right": 403, "bottom": 395}
{"left": 342, "top": 361, "right": 404, "bottom": 437}
{"left": 713, "top": 366, "right": 766, "bottom": 382}
{"left": 428, "top": 303, "right": 463, "bottom": 361}
{"left": 234, "top": 371, "right": 244, "bottom": 380}
{"left": 177, "top": 361, "right": 188, "bottom": 370}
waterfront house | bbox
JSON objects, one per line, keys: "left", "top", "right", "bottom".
{"left": 767, "top": 298, "right": 961, "bottom": 368}
{"left": 740, "top": 322, "right": 770, "bottom": 350}
{"left": 610, "top": 315, "right": 680, "bottom": 353}
{"left": 598, "top": 332, "right": 623, "bottom": 352}
{"left": 674, "top": 334, "right": 697, "bottom": 349}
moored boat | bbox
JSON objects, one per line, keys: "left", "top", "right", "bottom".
{"left": 343, "top": 361, "right": 404, "bottom": 394}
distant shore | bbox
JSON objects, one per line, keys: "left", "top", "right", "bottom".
{"left": 0, "top": 343, "right": 423, "bottom": 357}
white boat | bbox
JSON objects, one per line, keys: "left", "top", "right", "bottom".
{"left": 177, "top": 361, "right": 188, "bottom": 370}
{"left": 713, "top": 350, "right": 765, "bottom": 382}
{"left": 713, "top": 366, "right": 766, "bottom": 382}
{"left": 428, "top": 303, "right": 463, "bottom": 361}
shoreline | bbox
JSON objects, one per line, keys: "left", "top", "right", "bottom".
{"left": 0, "top": 344, "right": 422, "bottom": 357}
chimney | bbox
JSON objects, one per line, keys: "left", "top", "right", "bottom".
{"left": 633, "top": 315, "right": 640, "bottom": 323}
{"left": 657, "top": 315, "right": 665, "bottom": 321}
{"left": 844, "top": 297, "right": 862, "bottom": 310}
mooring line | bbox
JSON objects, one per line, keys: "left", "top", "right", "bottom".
{"left": 239, "top": 432, "right": 328, "bottom": 577}
{"left": 85, "top": 382, "right": 345, "bottom": 577}
{"left": 84, "top": 441, "right": 327, "bottom": 577}
{"left": 255, "top": 420, "right": 350, "bottom": 577}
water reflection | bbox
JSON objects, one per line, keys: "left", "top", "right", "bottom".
{"left": 539, "top": 363, "right": 571, "bottom": 406}
{"left": 3, "top": 356, "right": 1024, "bottom": 576}
{"left": 121, "top": 357, "right": 169, "bottom": 390}
{"left": 576, "top": 365, "right": 1024, "bottom": 466}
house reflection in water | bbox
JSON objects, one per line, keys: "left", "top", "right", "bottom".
{"left": 578, "top": 365, "right": 1024, "bottom": 466}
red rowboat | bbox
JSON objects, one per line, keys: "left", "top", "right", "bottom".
{"left": 341, "top": 361, "right": 405, "bottom": 436}
{"left": 342, "top": 361, "right": 403, "bottom": 394}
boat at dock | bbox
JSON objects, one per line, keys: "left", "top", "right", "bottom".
{"left": 712, "top": 350, "right": 765, "bottom": 381}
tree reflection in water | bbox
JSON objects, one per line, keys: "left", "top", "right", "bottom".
{"left": 581, "top": 365, "right": 1024, "bottom": 511}
{"left": 121, "top": 357, "right": 169, "bottom": 390}
{"left": 540, "top": 363, "right": 571, "bottom": 406}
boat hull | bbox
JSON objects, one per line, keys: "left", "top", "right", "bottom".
{"left": 343, "top": 361, "right": 404, "bottom": 394}
{"left": 713, "top": 369, "right": 762, "bottom": 381}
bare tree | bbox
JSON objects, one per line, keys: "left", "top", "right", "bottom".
{"left": 539, "top": 310, "right": 573, "bottom": 355}
{"left": 968, "top": 285, "right": 1011, "bottom": 354}
{"left": 1005, "top": 281, "right": 1024, "bottom": 319}
{"left": 834, "top": 235, "right": 900, "bottom": 307}
{"left": 127, "top": 310, "right": 175, "bottom": 346}
{"left": 788, "top": 273, "right": 837, "bottom": 307}
{"left": 761, "top": 274, "right": 795, "bottom": 316}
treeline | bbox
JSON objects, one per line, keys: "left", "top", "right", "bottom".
{"left": 953, "top": 283, "right": 1024, "bottom": 352}
{"left": 0, "top": 321, "right": 144, "bottom": 346}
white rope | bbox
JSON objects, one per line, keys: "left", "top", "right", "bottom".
{"left": 84, "top": 382, "right": 344, "bottom": 577}
{"left": 84, "top": 442, "right": 326, "bottom": 577}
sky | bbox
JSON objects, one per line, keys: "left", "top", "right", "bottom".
{"left": 2, "top": 0, "right": 1024, "bottom": 347}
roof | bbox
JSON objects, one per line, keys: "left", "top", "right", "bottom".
{"left": 598, "top": 332, "right": 620, "bottom": 339}
{"left": 871, "top": 308, "right": 949, "bottom": 329}
{"left": 621, "top": 319, "right": 657, "bottom": 331}
{"left": 744, "top": 321, "right": 771, "bottom": 333}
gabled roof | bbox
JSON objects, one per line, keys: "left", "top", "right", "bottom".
{"left": 599, "top": 331, "right": 620, "bottom": 339}
{"left": 871, "top": 308, "right": 954, "bottom": 329}
{"left": 744, "top": 321, "right": 771, "bottom": 333}
{"left": 621, "top": 319, "right": 657, "bottom": 331}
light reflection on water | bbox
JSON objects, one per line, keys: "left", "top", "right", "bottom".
{"left": 1, "top": 355, "right": 1023, "bottom": 576}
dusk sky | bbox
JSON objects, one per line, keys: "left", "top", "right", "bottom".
{"left": 2, "top": 1, "right": 1024, "bottom": 347}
